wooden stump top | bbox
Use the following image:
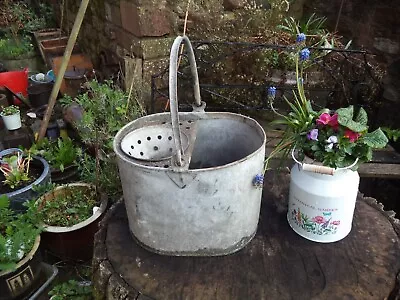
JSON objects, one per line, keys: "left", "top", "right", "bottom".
{"left": 93, "top": 171, "right": 400, "bottom": 300}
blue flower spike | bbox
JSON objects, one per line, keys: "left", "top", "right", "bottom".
{"left": 299, "top": 48, "right": 310, "bottom": 61}
{"left": 253, "top": 174, "right": 264, "bottom": 189}
{"left": 267, "top": 86, "right": 277, "bottom": 98}
{"left": 296, "top": 33, "right": 306, "bottom": 43}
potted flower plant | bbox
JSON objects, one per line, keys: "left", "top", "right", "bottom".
{"left": 0, "top": 195, "right": 43, "bottom": 300}
{"left": 0, "top": 148, "right": 50, "bottom": 212}
{"left": 0, "top": 105, "right": 21, "bottom": 131}
{"left": 36, "top": 183, "right": 108, "bottom": 260}
{"left": 264, "top": 33, "right": 388, "bottom": 243}
{"left": 28, "top": 137, "right": 80, "bottom": 183}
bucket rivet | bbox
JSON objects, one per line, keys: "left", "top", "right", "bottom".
{"left": 168, "top": 136, "right": 172, "bottom": 140}
{"left": 130, "top": 145, "right": 134, "bottom": 149}
{"left": 157, "top": 135, "right": 162, "bottom": 140}
{"left": 138, "top": 140, "right": 142, "bottom": 144}
{"left": 147, "top": 137, "right": 151, "bottom": 141}
{"left": 140, "top": 152, "right": 144, "bottom": 156}
{"left": 154, "top": 146, "right": 159, "bottom": 151}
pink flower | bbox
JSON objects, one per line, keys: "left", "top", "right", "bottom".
{"left": 312, "top": 216, "right": 326, "bottom": 224}
{"left": 332, "top": 220, "right": 340, "bottom": 226}
{"left": 316, "top": 113, "right": 339, "bottom": 130}
{"left": 344, "top": 129, "right": 361, "bottom": 142}
{"left": 316, "top": 113, "right": 331, "bottom": 125}
{"left": 328, "top": 113, "right": 339, "bottom": 129}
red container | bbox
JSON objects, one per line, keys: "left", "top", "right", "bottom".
{"left": 0, "top": 69, "right": 29, "bottom": 105}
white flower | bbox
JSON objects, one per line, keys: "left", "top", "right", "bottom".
{"left": 325, "top": 135, "right": 338, "bottom": 151}
{"left": 326, "top": 136, "right": 338, "bottom": 144}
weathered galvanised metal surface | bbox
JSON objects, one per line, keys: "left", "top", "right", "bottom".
{"left": 114, "top": 36, "right": 266, "bottom": 256}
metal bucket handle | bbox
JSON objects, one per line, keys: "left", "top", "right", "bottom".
{"left": 291, "top": 148, "right": 359, "bottom": 175}
{"left": 169, "top": 35, "right": 203, "bottom": 166}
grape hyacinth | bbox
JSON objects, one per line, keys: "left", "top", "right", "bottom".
{"left": 253, "top": 174, "right": 264, "bottom": 189}
{"left": 299, "top": 48, "right": 310, "bottom": 61}
{"left": 267, "top": 86, "right": 276, "bottom": 98}
{"left": 296, "top": 33, "right": 306, "bottom": 43}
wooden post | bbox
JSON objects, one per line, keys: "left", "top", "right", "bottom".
{"left": 37, "top": 0, "right": 90, "bottom": 141}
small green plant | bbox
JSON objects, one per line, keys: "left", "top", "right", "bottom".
{"left": 60, "top": 79, "right": 143, "bottom": 153}
{"left": 278, "top": 13, "right": 327, "bottom": 40}
{"left": 0, "top": 195, "right": 42, "bottom": 272}
{"left": 37, "top": 185, "right": 98, "bottom": 227}
{"left": 0, "top": 36, "right": 33, "bottom": 59}
{"left": 77, "top": 152, "right": 121, "bottom": 197}
{"left": 48, "top": 279, "right": 93, "bottom": 300}
{"left": 382, "top": 127, "right": 400, "bottom": 142}
{"left": 29, "top": 137, "right": 80, "bottom": 172}
{"left": 60, "top": 79, "right": 143, "bottom": 198}
{"left": 1, "top": 105, "right": 20, "bottom": 116}
{"left": 0, "top": 151, "right": 31, "bottom": 189}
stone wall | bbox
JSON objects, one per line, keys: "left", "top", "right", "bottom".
{"left": 49, "top": 0, "right": 399, "bottom": 109}
{"left": 49, "top": 0, "right": 297, "bottom": 107}
{"left": 303, "top": 0, "right": 400, "bottom": 128}
{"left": 303, "top": 0, "right": 399, "bottom": 65}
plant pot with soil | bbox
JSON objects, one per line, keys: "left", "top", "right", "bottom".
{"left": 0, "top": 148, "right": 50, "bottom": 212}
{"left": 29, "top": 137, "right": 80, "bottom": 184}
{"left": 36, "top": 183, "right": 108, "bottom": 260}
{"left": 0, "top": 105, "right": 21, "bottom": 131}
{"left": 0, "top": 195, "right": 43, "bottom": 300}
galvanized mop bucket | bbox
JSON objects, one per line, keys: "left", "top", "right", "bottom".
{"left": 113, "top": 35, "right": 266, "bottom": 256}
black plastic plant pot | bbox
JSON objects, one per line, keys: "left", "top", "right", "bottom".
{"left": 0, "top": 148, "right": 51, "bottom": 213}
{"left": 27, "top": 83, "right": 53, "bottom": 108}
{"left": 0, "top": 236, "right": 43, "bottom": 300}
{"left": 50, "top": 164, "right": 79, "bottom": 184}
{"left": 39, "top": 183, "right": 108, "bottom": 261}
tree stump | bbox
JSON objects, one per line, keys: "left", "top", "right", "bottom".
{"left": 92, "top": 170, "right": 400, "bottom": 300}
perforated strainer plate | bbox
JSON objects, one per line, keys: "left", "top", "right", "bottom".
{"left": 120, "top": 125, "right": 189, "bottom": 161}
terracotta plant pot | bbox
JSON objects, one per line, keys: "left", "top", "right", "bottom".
{"left": 38, "top": 183, "right": 108, "bottom": 261}
{"left": 0, "top": 236, "right": 42, "bottom": 300}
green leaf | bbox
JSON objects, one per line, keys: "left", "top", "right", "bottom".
{"left": 361, "top": 128, "right": 388, "bottom": 149}
{"left": 355, "top": 107, "right": 368, "bottom": 126}
{"left": 0, "top": 195, "right": 9, "bottom": 209}
{"left": 336, "top": 106, "right": 368, "bottom": 133}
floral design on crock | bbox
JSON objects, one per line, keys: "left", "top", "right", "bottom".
{"left": 291, "top": 208, "right": 340, "bottom": 235}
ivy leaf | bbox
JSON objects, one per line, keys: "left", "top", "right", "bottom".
{"left": 336, "top": 105, "right": 368, "bottom": 133}
{"left": 361, "top": 128, "right": 388, "bottom": 149}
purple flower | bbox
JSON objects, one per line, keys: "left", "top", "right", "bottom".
{"left": 296, "top": 33, "right": 306, "bottom": 43}
{"left": 267, "top": 86, "right": 276, "bottom": 98}
{"left": 307, "top": 129, "right": 318, "bottom": 141}
{"left": 253, "top": 174, "right": 264, "bottom": 188}
{"left": 299, "top": 48, "right": 310, "bottom": 61}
